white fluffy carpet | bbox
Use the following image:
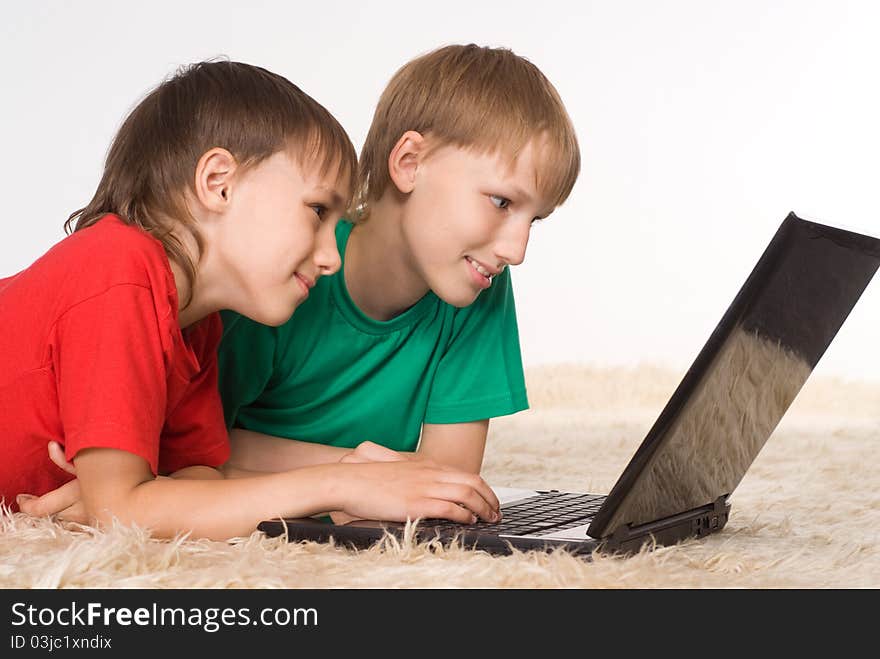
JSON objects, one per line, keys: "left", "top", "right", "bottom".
{"left": 1, "top": 365, "right": 877, "bottom": 588}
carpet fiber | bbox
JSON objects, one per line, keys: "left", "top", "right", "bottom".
{"left": 1, "top": 365, "right": 877, "bottom": 588}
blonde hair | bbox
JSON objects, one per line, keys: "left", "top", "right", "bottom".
{"left": 66, "top": 60, "right": 357, "bottom": 307}
{"left": 355, "top": 44, "right": 580, "bottom": 220}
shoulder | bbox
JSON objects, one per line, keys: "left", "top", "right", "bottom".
{"left": 65, "top": 215, "right": 170, "bottom": 283}
{"left": 49, "top": 214, "right": 175, "bottom": 302}
{"left": 8, "top": 214, "right": 179, "bottom": 327}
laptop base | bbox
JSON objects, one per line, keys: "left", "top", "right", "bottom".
{"left": 258, "top": 494, "right": 731, "bottom": 557}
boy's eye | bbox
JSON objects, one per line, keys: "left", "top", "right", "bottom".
{"left": 489, "top": 195, "right": 510, "bottom": 210}
{"left": 310, "top": 204, "right": 328, "bottom": 220}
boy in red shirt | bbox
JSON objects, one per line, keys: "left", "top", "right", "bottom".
{"left": 2, "top": 60, "right": 499, "bottom": 539}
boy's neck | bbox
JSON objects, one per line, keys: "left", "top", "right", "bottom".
{"left": 168, "top": 220, "right": 222, "bottom": 329}
{"left": 172, "top": 260, "right": 210, "bottom": 329}
{"left": 345, "top": 196, "right": 431, "bottom": 321}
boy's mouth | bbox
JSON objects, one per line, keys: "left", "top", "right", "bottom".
{"left": 294, "top": 272, "right": 315, "bottom": 296}
{"left": 466, "top": 256, "right": 496, "bottom": 281}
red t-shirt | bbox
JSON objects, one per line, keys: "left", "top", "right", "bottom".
{"left": 0, "top": 214, "right": 230, "bottom": 510}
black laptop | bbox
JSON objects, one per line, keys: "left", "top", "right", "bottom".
{"left": 259, "top": 212, "right": 880, "bottom": 556}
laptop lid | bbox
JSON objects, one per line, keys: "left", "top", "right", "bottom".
{"left": 588, "top": 212, "right": 880, "bottom": 539}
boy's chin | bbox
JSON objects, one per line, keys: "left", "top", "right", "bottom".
{"left": 244, "top": 301, "right": 299, "bottom": 327}
{"left": 436, "top": 285, "right": 483, "bottom": 309}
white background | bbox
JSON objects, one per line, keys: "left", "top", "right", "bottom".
{"left": 2, "top": 1, "right": 878, "bottom": 382}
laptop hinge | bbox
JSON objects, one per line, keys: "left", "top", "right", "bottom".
{"left": 604, "top": 495, "right": 731, "bottom": 553}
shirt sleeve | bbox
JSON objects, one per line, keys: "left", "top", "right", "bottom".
{"left": 216, "top": 311, "right": 278, "bottom": 429}
{"left": 424, "top": 268, "right": 529, "bottom": 424}
{"left": 52, "top": 284, "right": 170, "bottom": 474}
{"left": 159, "top": 314, "right": 230, "bottom": 473}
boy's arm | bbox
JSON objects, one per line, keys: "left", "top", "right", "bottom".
{"left": 15, "top": 442, "right": 224, "bottom": 522}
{"left": 223, "top": 427, "right": 351, "bottom": 475}
{"left": 418, "top": 269, "right": 526, "bottom": 474}
{"left": 72, "top": 447, "right": 343, "bottom": 539}
{"left": 167, "top": 465, "right": 226, "bottom": 480}
{"left": 18, "top": 444, "right": 330, "bottom": 521}
{"left": 69, "top": 446, "right": 500, "bottom": 540}
{"left": 227, "top": 420, "right": 491, "bottom": 475}
{"left": 417, "top": 420, "right": 489, "bottom": 474}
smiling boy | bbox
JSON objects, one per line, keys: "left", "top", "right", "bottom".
{"left": 218, "top": 44, "right": 580, "bottom": 477}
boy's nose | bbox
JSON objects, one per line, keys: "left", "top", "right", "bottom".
{"left": 314, "top": 224, "right": 342, "bottom": 275}
{"left": 494, "top": 220, "right": 530, "bottom": 267}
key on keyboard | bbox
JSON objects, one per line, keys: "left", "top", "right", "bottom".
{"left": 426, "top": 491, "right": 607, "bottom": 537}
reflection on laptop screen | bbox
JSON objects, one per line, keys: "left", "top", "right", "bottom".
{"left": 598, "top": 215, "right": 880, "bottom": 533}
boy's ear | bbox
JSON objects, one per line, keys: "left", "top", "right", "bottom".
{"left": 193, "top": 148, "right": 238, "bottom": 213}
{"left": 387, "top": 131, "right": 426, "bottom": 194}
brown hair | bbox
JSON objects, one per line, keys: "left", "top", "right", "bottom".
{"left": 355, "top": 44, "right": 580, "bottom": 220}
{"left": 66, "top": 59, "right": 357, "bottom": 307}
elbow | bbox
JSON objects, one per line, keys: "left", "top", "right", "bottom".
{"left": 83, "top": 499, "right": 137, "bottom": 531}
{"left": 81, "top": 483, "right": 163, "bottom": 537}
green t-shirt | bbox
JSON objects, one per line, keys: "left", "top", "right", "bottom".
{"left": 217, "top": 220, "right": 528, "bottom": 451}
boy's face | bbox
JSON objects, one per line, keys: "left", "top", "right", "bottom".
{"left": 218, "top": 149, "right": 345, "bottom": 325}
{"left": 400, "top": 138, "right": 553, "bottom": 307}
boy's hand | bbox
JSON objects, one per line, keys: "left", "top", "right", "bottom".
{"left": 331, "top": 442, "right": 502, "bottom": 526}
{"left": 329, "top": 441, "right": 413, "bottom": 524}
{"left": 338, "top": 459, "right": 501, "bottom": 525}
{"left": 341, "top": 441, "right": 412, "bottom": 464}
{"left": 17, "top": 441, "right": 88, "bottom": 524}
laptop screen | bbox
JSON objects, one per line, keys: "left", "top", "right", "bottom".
{"left": 589, "top": 213, "right": 880, "bottom": 537}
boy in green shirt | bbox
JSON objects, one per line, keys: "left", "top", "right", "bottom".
{"left": 220, "top": 44, "right": 581, "bottom": 480}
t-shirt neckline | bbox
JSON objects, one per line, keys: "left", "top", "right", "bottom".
{"left": 331, "top": 221, "right": 438, "bottom": 335}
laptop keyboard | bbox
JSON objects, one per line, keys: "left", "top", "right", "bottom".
{"left": 427, "top": 491, "right": 607, "bottom": 537}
